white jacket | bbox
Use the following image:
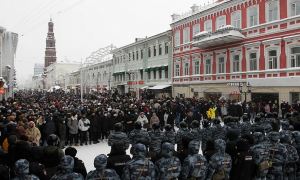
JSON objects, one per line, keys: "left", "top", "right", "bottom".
{"left": 78, "top": 118, "right": 90, "bottom": 131}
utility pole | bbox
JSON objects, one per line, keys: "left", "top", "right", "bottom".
{"left": 80, "top": 58, "right": 83, "bottom": 103}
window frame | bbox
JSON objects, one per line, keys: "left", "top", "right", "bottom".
{"left": 175, "top": 64, "right": 180, "bottom": 76}
{"left": 290, "top": 46, "right": 300, "bottom": 68}
{"left": 204, "top": 20, "right": 212, "bottom": 32}
{"left": 174, "top": 30, "right": 180, "bottom": 46}
{"left": 183, "top": 27, "right": 190, "bottom": 44}
{"left": 231, "top": 11, "right": 241, "bottom": 28}
{"left": 194, "top": 61, "right": 200, "bottom": 75}
{"left": 289, "top": 0, "right": 300, "bottom": 17}
{"left": 217, "top": 56, "right": 225, "bottom": 74}
{"left": 248, "top": 5, "right": 259, "bottom": 27}
{"left": 232, "top": 54, "right": 240, "bottom": 72}
{"left": 205, "top": 58, "right": 212, "bottom": 74}
{"left": 159, "top": 44, "right": 162, "bottom": 55}
{"left": 267, "top": 49, "right": 278, "bottom": 69}
{"left": 266, "top": 0, "right": 279, "bottom": 22}
{"left": 193, "top": 24, "right": 200, "bottom": 36}
{"left": 184, "top": 62, "right": 189, "bottom": 76}
{"left": 249, "top": 52, "right": 258, "bottom": 71}
{"left": 216, "top": 15, "right": 226, "bottom": 29}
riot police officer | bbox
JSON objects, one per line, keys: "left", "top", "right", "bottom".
{"left": 122, "top": 143, "right": 155, "bottom": 180}
{"left": 181, "top": 140, "right": 208, "bottom": 180}
{"left": 155, "top": 142, "right": 181, "bottom": 180}
{"left": 86, "top": 154, "right": 120, "bottom": 180}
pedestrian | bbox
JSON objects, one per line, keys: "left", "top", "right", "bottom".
{"left": 78, "top": 114, "right": 90, "bottom": 145}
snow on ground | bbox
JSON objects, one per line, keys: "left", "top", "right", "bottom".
{"left": 69, "top": 140, "right": 130, "bottom": 172}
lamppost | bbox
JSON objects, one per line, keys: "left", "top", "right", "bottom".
{"left": 238, "top": 82, "right": 252, "bottom": 102}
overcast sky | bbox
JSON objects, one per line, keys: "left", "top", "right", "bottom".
{"left": 0, "top": 0, "right": 214, "bottom": 86}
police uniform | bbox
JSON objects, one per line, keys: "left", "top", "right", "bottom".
{"left": 129, "top": 128, "right": 150, "bottom": 146}
{"left": 86, "top": 154, "right": 120, "bottom": 180}
{"left": 250, "top": 132, "right": 271, "bottom": 179}
{"left": 12, "top": 159, "right": 40, "bottom": 180}
{"left": 155, "top": 142, "right": 181, "bottom": 180}
{"left": 122, "top": 143, "right": 155, "bottom": 180}
{"left": 266, "top": 132, "right": 288, "bottom": 180}
{"left": 207, "top": 139, "right": 232, "bottom": 180}
{"left": 280, "top": 133, "right": 299, "bottom": 180}
{"left": 148, "top": 124, "right": 164, "bottom": 162}
{"left": 181, "top": 140, "right": 208, "bottom": 180}
{"left": 50, "top": 155, "right": 84, "bottom": 180}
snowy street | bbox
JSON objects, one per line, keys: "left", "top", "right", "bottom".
{"left": 72, "top": 141, "right": 130, "bottom": 172}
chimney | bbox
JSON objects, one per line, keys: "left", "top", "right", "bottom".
{"left": 171, "top": 13, "right": 180, "bottom": 21}
{"left": 191, "top": 4, "right": 199, "bottom": 13}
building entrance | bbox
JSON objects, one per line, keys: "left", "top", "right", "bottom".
{"left": 251, "top": 93, "right": 279, "bottom": 104}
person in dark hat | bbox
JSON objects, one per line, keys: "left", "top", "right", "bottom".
{"left": 65, "top": 147, "right": 87, "bottom": 178}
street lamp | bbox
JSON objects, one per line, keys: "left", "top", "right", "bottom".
{"left": 238, "top": 82, "right": 252, "bottom": 102}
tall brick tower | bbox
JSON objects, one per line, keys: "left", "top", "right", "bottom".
{"left": 44, "top": 18, "right": 56, "bottom": 68}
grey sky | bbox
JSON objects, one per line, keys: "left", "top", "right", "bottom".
{"left": 0, "top": 0, "right": 214, "bottom": 86}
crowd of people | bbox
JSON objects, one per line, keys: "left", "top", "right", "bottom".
{"left": 0, "top": 90, "right": 300, "bottom": 179}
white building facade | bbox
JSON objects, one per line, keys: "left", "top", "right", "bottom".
{"left": 0, "top": 26, "right": 18, "bottom": 99}
{"left": 44, "top": 62, "right": 80, "bottom": 90}
{"left": 112, "top": 30, "right": 172, "bottom": 97}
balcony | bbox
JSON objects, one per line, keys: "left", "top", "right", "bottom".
{"left": 192, "top": 26, "right": 245, "bottom": 49}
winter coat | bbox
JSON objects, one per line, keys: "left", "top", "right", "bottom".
{"left": 150, "top": 115, "right": 160, "bottom": 127}
{"left": 25, "top": 126, "right": 41, "bottom": 146}
{"left": 78, "top": 118, "right": 90, "bottom": 132}
{"left": 136, "top": 115, "right": 148, "bottom": 127}
{"left": 67, "top": 116, "right": 78, "bottom": 134}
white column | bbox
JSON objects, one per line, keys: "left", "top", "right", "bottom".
{"left": 156, "top": 69, "right": 160, "bottom": 80}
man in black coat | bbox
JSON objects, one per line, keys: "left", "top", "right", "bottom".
{"left": 89, "top": 112, "right": 99, "bottom": 144}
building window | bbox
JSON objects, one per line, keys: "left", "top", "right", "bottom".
{"left": 175, "top": 64, "right": 180, "bottom": 76}
{"left": 216, "top": 16, "right": 226, "bottom": 29}
{"left": 233, "top": 54, "right": 240, "bottom": 72}
{"left": 129, "top": 53, "right": 131, "bottom": 61}
{"left": 248, "top": 6, "right": 258, "bottom": 27}
{"left": 268, "top": 50, "right": 278, "bottom": 69}
{"left": 165, "top": 68, "right": 168, "bottom": 79}
{"left": 174, "top": 30, "right": 180, "bottom": 46}
{"left": 193, "top": 24, "right": 200, "bottom": 36}
{"left": 194, "top": 61, "right": 200, "bottom": 74}
{"left": 290, "top": 0, "right": 300, "bottom": 16}
{"left": 183, "top": 27, "right": 190, "bottom": 43}
{"left": 205, "top": 59, "right": 211, "bottom": 74}
{"left": 218, "top": 57, "right": 225, "bottom": 73}
{"left": 136, "top": 51, "right": 139, "bottom": 60}
{"left": 291, "top": 47, "right": 300, "bottom": 67}
{"left": 148, "top": 71, "right": 151, "bottom": 79}
{"left": 249, "top": 52, "right": 257, "bottom": 71}
{"left": 165, "top": 42, "right": 169, "bottom": 54}
{"left": 153, "top": 46, "right": 157, "bottom": 56}
{"left": 232, "top": 11, "right": 241, "bottom": 28}
{"left": 159, "top": 70, "right": 162, "bottom": 79}
{"left": 159, "top": 44, "right": 162, "bottom": 55}
{"left": 184, "top": 62, "right": 189, "bottom": 76}
{"left": 148, "top": 47, "right": 151, "bottom": 57}
{"left": 132, "top": 52, "right": 135, "bottom": 60}
{"left": 153, "top": 70, "right": 156, "bottom": 79}
{"left": 141, "top": 50, "right": 143, "bottom": 59}
{"left": 267, "top": 0, "right": 279, "bottom": 22}
{"left": 204, "top": 20, "right": 212, "bottom": 32}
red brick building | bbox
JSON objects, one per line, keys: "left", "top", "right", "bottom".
{"left": 171, "top": 0, "right": 300, "bottom": 104}
{"left": 44, "top": 19, "right": 56, "bottom": 68}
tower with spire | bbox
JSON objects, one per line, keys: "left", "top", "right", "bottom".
{"left": 44, "top": 18, "right": 56, "bottom": 68}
